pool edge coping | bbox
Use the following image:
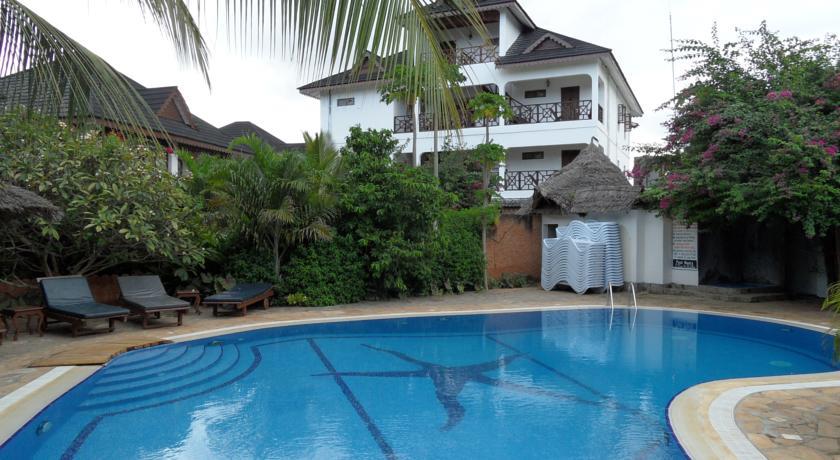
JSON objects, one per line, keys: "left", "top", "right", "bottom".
{"left": 0, "top": 303, "right": 836, "bottom": 455}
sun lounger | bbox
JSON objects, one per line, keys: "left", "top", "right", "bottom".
{"left": 204, "top": 283, "right": 274, "bottom": 316}
{"left": 117, "top": 276, "right": 190, "bottom": 328}
{"left": 38, "top": 276, "right": 129, "bottom": 337}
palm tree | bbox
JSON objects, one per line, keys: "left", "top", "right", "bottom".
{"left": 0, "top": 0, "right": 485, "bottom": 136}
{"left": 426, "top": 64, "right": 466, "bottom": 178}
{"left": 468, "top": 91, "right": 513, "bottom": 290}
{"left": 227, "top": 134, "right": 336, "bottom": 278}
{"left": 379, "top": 64, "right": 424, "bottom": 166}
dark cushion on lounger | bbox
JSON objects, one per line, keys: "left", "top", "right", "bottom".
{"left": 204, "top": 283, "right": 273, "bottom": 303}
{"left": 118, "top": 276, "right": 190, "bottom": 311}
{"left": 47, "top": 302, "right": 130, "bottom": 319}
{"left": 38, "top": 276, "right": 129, "bottom": 319}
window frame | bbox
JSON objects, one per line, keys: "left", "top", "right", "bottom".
{"left": 336, "top": 97, "right": 355, "bottom": 107}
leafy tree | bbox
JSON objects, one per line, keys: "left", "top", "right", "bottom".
{"left": 436, "top": 137, "right": 484, "bottom": 208}
{"left": 338, "top": 127, "right": 453, "bottom": 296}
{"left": 0, "top": 110, "right": 208, "bottom": 277}
{"left": 639, "top": 24, "right": 840, "bottom": 275}
{"left": 468, "top": 92, "right": 513, "bottom": 289}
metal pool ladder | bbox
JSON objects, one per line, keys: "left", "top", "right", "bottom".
{"left": 607, "top": 282, "right": 638, "bottom": 330}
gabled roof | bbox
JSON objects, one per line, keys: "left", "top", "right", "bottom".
{"left": 220, "top": 121, "right": 290, "bottom": 152}
{"left": 498, "top": 28, "right": 610, "bottom": 65}
{"left": 298, "top": 52, "right": 404, "bottom": 95}
{"left": 0, "top": 68, "right": 292, "bottom": 155}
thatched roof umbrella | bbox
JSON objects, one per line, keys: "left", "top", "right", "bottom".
{"left": 517, "top": 140, "right": 639, "bottom": 215}
{"left": 0, "top": 183, "right": 63, "bottom": 220}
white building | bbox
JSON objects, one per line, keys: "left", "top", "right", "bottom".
{"left": 298, "top": 0, "right": 643, "bottom": 200}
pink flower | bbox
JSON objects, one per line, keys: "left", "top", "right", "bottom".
{"left": 165, "top": 147, "right": 174, "bottom": 154}
{"left": 680, "top": 127, "right": 695, "bottom": 143}
{"left": 815, "top": 98, "right": 827, "bottom": 105}
{"left": 701, "top": 144, "right": 719, "bottom": 163}
{"left": 659, "top": 197, "right": 672, "bottom": 209}
{"left": 766, "top": 91, "right": 778, "bottom": 101}
{"left": 666, "top": 173, "right": 688, "bottom": 190}
{"left": 826, "top": 145, "right": 838, "bottom": 157}
{"left": 808, "top": 139, "right": 827, "bottom": 147}
{"left": 707, "top": 114, "right": 722, "bottom": 126}
{"left": 798, "top": 166, "right": 809, "bottom": 175}
{"left": 779, "top": 89, "right": 793, "bottom": 99}
{"left": 738, "top": 128, "right": 748, "bottom": 139}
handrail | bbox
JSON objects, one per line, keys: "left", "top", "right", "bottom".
{"left": 607, "top": 282, "right": 638, "bottom": 330}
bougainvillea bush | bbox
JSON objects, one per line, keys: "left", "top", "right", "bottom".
{"left": 638, "top": 23, "right": 839, "bottom": 239}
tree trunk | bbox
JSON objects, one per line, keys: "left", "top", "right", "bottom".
{"left": 273, "top": 234, "right": 281, "bottom": 279}
{"left": 482, "top": 120, "right": 491, "bottom": 291}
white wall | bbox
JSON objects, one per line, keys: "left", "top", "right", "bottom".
{"left": 319, "top": 85, "right": 394, "bottom": 146}
{"left": 498, "top": 9, "right": 521, "bottom": 56}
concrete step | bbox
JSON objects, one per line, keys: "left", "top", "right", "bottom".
{"left": 652, "top": 286, "right": 787, "bottom": 303}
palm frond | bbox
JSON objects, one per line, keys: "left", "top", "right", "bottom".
{"left": 0, "top": 0, "right": 208, "bottom": 136}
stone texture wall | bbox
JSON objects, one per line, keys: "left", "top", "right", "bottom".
{"left": 487, "top": 212, "right": 542, "bottom": 280}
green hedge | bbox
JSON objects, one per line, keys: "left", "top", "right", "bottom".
{"left": 428, "top": 209, "right": 485, "bottom": 293}
{"left": 278, "top": 235, "right": 367, "bottom": 306}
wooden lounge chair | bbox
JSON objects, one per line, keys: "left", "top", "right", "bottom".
{"left": 204, "top": 283, "right": 274, "bottom": 316}
{"left": 38, "top": 276, "right": 129, "bottom": 337}
{"left": 117, "top": 276, "right": 190, "bottom": 329}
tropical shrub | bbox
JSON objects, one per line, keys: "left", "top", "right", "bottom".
{"left": 435, "top": 138, "right": 484, "bottom": 208}
{"left": 278, "top": 235, "right": 366, "bottom": 306}
{"left": 338, "top": 127, "right": 454, "bottom": 297}
{"left": 0, "top": 110, "right": 208, "bottom": 277}
{"left": 428, "top": 209, "right": 485, "bottom": 293}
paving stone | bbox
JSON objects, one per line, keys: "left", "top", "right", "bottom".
{"left": 748, "top": 433, "right": 778, "bottom": 450}
{"left": 806, "top": 437, "right": 840, "bottom": 453}
{"left": 819, "top": 421, "right": 840, "bottom": 438}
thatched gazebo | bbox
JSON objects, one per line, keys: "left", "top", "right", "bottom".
{"left": 0, "top": 183, "right": 62, "bottom": 220}
{"left": 517, "top": 140, "right": 639, "bottom": 216}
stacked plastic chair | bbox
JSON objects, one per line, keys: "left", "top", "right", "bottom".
{"left": 541, "top": 220, "right": 624, "bottom": 294}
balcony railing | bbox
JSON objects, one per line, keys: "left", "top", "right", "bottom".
{"left": 507, "top": 96, "right": 592, "bottom": 125}
{"left": 504, "top": 169, "right": 557, "bottom": 191}
{"left": 442, "top": 44, "right": 498, "bottom": 65}
{"left": 418, "top": 112, "right": 498, "bottom": 131}
{"left": 394, "top": 112, "right": 499, "bottom": 133}
{"left": 394, "top": 114, "right": 414, "bottom": 134}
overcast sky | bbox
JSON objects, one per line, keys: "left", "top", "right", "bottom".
{"left": 21, "top": 0, "right": 840, "bottom": 145}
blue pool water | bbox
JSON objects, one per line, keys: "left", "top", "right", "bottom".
{"left": 1, "top": 308, "right": 836, "bottom": 459}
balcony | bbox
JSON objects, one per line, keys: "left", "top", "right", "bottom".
{"left": 507, "top": 97, "right": 592, "bottom": 125}
{"left": 442, "top": 44, "right": 498, "bottom": 65}
{"left": 504, "top": 169, "right": 557, "bottom": 191}
{"left": 393, "top": 112, "right": 499, "bottom": 134}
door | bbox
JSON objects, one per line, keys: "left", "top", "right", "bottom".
{"left": 560, "top": 86, "right": 580, "bottom": 120}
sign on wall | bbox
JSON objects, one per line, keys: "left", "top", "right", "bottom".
{"left": 672, "top": 224, "right": 698, "bottom": 270}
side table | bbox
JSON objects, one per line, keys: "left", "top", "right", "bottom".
{"left": 175, "top": 290, "right": 202, "bottom": 315}
{"left": 2, "top": 305, "right": 45, "bottom": 341}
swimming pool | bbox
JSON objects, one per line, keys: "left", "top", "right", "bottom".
{"left": 1, "top": 308, "right": 836, "bottom": 459}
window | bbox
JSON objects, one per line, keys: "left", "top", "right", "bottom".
{"left": 561, "top": 149, "right": 580, "bottom": 167}
{"left": 524, "top": 89, "right": 547, "bottom": 99}
{"left": 522, "top": 151, "right": 544, "bottom": 160}
{"left": 337, "top": 97, "right": 355, "bottom": 107}
{"left": 545, "top": 224, "right": 559, "bottom": 239}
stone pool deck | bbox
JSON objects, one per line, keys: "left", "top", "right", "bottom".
{"left": 0, "top": 287, "right": 836, "bottom": 458}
